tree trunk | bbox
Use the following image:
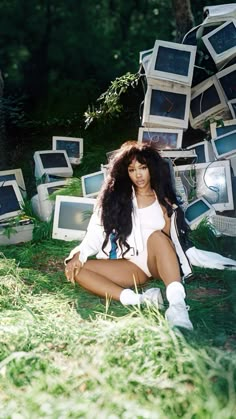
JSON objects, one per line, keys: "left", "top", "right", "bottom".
{"left": 171, "top": 0, "right": 195, "bottom": 43}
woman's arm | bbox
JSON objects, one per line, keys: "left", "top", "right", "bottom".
{"left": 64, "top": 208, "right": 105, "bottom": 266}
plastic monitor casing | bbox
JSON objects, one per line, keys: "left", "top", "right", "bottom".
{"left": 146, "top": 40, "right": 196, "bottom": 86}
{"left": 142, "top": 82, "right": 191, "bottom": 130}
{"left": 81, "top": 170, "right": 106, "bottom": 198}
{"left": 34, "top": 150, "right": 73, "bottom": 179}
{"left": 52, "top": 136, "right": 83, "bottom": 166}
{"left": 187, "top": 140, "right": 216, "bottom": 163}
{"left": 37, "top": 180, "right": 68, "bottom": 222}
{"left": 202, "top": 20, "right": 236, "bottom": 68}
{"left": 190, "top": 76, "right": 229, "bottom": 130}
{"left": 184, "top": 197, "right": 216, "bottom": 230}
{"left": 138, "top": 127, "right": 183, "bottom": 149}
{"left": 174, "top": 160, "right": 234, "bottom": 212}
{"left": 0, "top": 168, "right": 26, "bottom": 198}
{"left": 211, "top": 129, "right": 236, "bottom": 159}
{"left": 52, "top": 195, "right": 96, "bottom": 241}
{"left": 210, "top": 119, "right": 236, "bottom": 138}
{"left": 0, "top": 180, "right": 24, "bottom": 221}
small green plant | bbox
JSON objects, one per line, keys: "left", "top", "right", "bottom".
{"left": 84, "top": 72, "right": 140, "bottom": 128}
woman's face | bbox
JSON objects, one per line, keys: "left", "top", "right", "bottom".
{"left": 128, "top": 159, "right": 151, "bottom": 190}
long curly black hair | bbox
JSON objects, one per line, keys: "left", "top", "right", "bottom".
{"left": 98, "top": 141, "right": 178, "bottom": 255}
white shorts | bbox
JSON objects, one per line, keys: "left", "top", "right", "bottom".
{"left": 128, "top": 248, "right": 152, "bottom": 278}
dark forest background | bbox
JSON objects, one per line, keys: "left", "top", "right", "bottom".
{"left": 0, "top": 0, "right": 230, "bottom": 194}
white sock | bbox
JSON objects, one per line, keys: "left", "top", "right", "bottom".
{"left": 166, "top": 281, "right": 186, "bottom": 306}
{"left": 119, "top": 289, "right": 142, "bottom": 306}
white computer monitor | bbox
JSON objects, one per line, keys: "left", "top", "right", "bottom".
{"left": 202, "top": 20, "right": 236, "bottom": 67}
{"left": 186, "top": 140, "right": 215, "bottom": 163}
{"left": 139, "top": 48, "right": 153, "bottom": 73}
{"left": 0, "top": 180, "right": 24, "bottom": 221}
{"left": 0, "top": 168, "right": 26, "bottom": 198}
{"left": 37, "top": 180, "right": 69, "bottom": 222}
{"left": 138, "top": 127, "right": 183, "bottom": 149}
{"left": 174, "top": 160, "right": 234, "bottom": 212}
{"left": 190, "top": 76, "right": 229, "bottom": 130}
{"left": 81, "top": 170, "right": 106, "bottom": 198}
{"left": 106, "top": 149, "right": 120, "bottom": 163}
{"left": 210, "top": 119, "right": 236, "bottom": 138}
{"left": 184, "top": 197, "right": 216, "bottom": 230}
{"left": 211, "top": 129, "right": 236, "bottom": 160}
{"left": 142, "top": 83, "right": 191, "bottom": 130}
{"left": 216, "top": 63, "right": 236, "bottom": 102}
{"left": 146, "top": 40, "right": 196, "bottom": 86}
{"left": 52, "top": 195, "right": 96, "bottom": 241}
{"left": 203, "top": 4, "right": 236, "bottom": 24}
{"left": 228, "top": 99, "right": 236, "bottom": 118}
{"left": 33, "top": 150, "right": 73, "bottom": 179}
{"left": 52, "top": 136, "right": 83, "bottom": 165}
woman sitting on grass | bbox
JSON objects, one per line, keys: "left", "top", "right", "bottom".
{"left": 65, "top": 141, "right": 236, "bottom": 330}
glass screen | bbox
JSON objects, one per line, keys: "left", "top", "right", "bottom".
{"left": 84, "top": 173, "right": 104, "bottom": 195}
{"left": 185, "top": 200, "right": 210, "bottom": 222}
{"left": 191, "top": 85, "right": 220, "bottom": 118}
{"left": 58, "top": 202, "right": 93, "bottom": 230}
{"left": 0, "top": 185, "right": 21, "bottom": 216}
{"left": 56, "top": 140, "right": 80, "bottom": 158}
{"left": 155, "top": 46, "right": 190, "bottom": 76}
{"left": 150, "top": 90, "right": 186, "bottom": 120}
{"left": 214, "top": 132, "right": 236, "bottom": 156}
{"left": 209, "top": 22, "right": 236, "bottom": 54}
{"left": 141, "top": 130, "right": 178, "bottom": 149}
{"left": 40, "top": 153, "right": 68, "bottom": 168}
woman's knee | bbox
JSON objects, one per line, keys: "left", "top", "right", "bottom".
{"left": 147, "top": 230, "right": 170, "bottom": 246}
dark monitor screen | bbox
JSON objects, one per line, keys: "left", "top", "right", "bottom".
{"left": 191, "top": 85, "right": 221, "bottom": 118}
{"left": 216, "top": 124, "right": 236, "bottom": 136}
{"left": 155, "top": 46, "right": 190, "bottom": 76}
{"left": 209, "top": 22, "right": 236, "bottom": 54}
{"left": 45, "top": 174, "right": 68, "bottom": 183}
{"left": 84, "top": 173, "right": 104, "bottom": 195}
{"left": 150, "top": 90, "right": 186, "bottom": 120}
{"left": 0, "top": 185, "right": 21, "bottom": 216}
{"left": 55, "top": 140, "right": 80, "bottom": 158}
{"left": 141, "top": 130, "right": 178, "bottom": 149}
{"left": 185, "top": 200, "right": 211, "bottom": 222}
{"left": 214, "top": 132, "right": 236, "bottom": 156}
{"left": 219, "top": 70, "right": 236, "bottom": 100}
{"left": 40, "top": 153, "right": 68, "bottom": 169}
{"left": 194, "top": 144, "right": 206, "bottom": 163}
{"left": 47, "top": 185, "right": 64, "bottom": 195}
{"left": 0, "top": 174, "right": 16, "bottom": 182}
{"left": 58, "top": 201, "right": 93, "bottom": 231}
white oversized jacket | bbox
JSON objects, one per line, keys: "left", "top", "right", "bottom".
{"left": 65, "top": 194, "right": 236, "bottom": 277}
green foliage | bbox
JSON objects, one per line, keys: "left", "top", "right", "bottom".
{"left": 189, "top": 218, "right": 223, "bottom": 253}
{"left": 84, "top": 72, "right": 141, "bottom": 127}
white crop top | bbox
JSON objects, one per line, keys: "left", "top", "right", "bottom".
{"left": 138, "top": 199, "right": 165, "bottom": 244}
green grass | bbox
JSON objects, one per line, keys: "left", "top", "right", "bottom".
{"left": 0, "top": 230, "right": 236, "bottom": 418}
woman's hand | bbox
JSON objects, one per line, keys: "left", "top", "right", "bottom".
{"left": 65, "top": 252, "right": 82, "bottom": 284}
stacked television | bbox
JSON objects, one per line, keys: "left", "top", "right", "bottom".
{"left": 139, "top": 5, "right": 236, "bottom": 234}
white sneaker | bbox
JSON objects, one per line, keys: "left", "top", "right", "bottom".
{"left": 141, "top": 288, "right": 164, "bottom": 309}
{"left": 165, "top": 304, "right": 193, "bottom": 330}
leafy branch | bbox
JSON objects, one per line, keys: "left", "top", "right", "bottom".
{"left": 84, "top": 72, "right": 141, "bottom": 128}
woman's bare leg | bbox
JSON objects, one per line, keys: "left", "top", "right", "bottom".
{"left": 74, "top": 259, "right": 148, "bottom": 300}
{"left": 147, "top": 231, "right": 181, "bottom": 286}
{"left": 147, "top": 231, "right": 193, "bottom": 330}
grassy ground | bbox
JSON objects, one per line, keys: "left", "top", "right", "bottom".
{"left": 0, "top": 230, "right": 236, "bottom": 418}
